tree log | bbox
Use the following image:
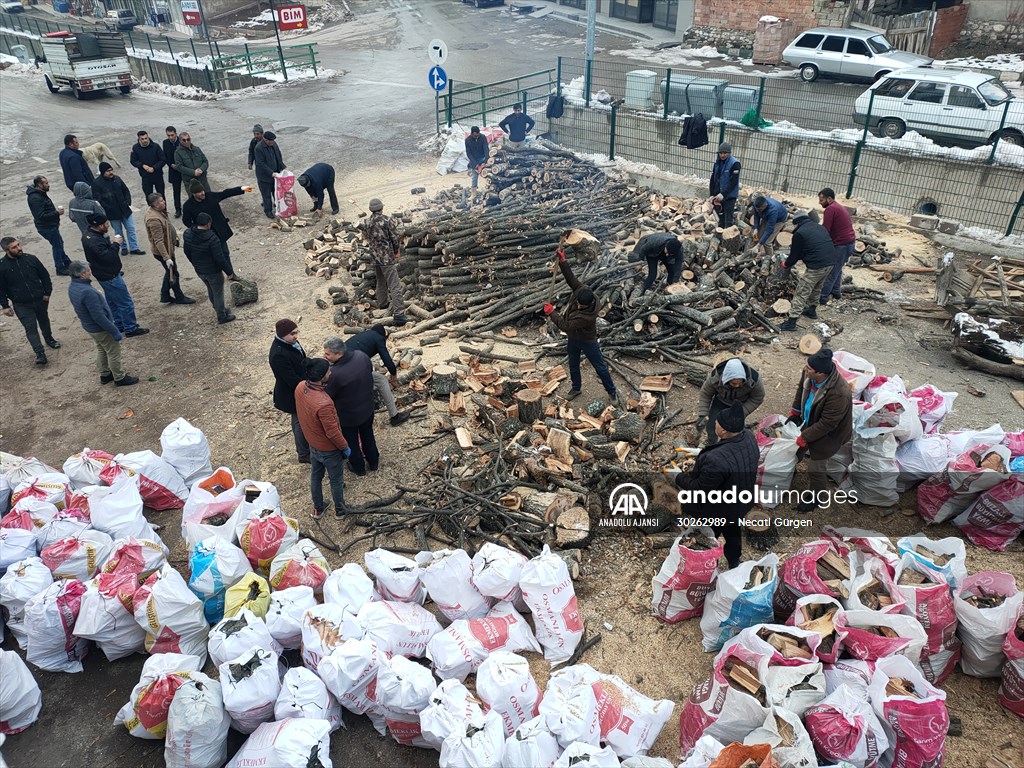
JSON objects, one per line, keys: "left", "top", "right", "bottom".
{"left": 608, "top": 412, "right": 644, "bottom": 443}
{"left": 429, "top": 365, "right": 460, "bottom": 398}
{"left": 554, "top": 506, "right": 591, "bottom": 549}
{"left": 515, "top": 388, "right": 543, "bottom": 424}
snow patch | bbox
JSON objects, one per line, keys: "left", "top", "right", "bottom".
{"left": 957, "top": 227, "right": 1024, "bottom": 250}
{"left": 938, "top": 53, "right": 1023, "bottom": 74}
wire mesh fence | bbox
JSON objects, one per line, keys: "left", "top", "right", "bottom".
{"left": 436, "top": 68, "right": 557, "bottom": 135}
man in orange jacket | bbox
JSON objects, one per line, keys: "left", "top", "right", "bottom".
{"left": 294, "top": 358, "right": 351, "bottom": 519}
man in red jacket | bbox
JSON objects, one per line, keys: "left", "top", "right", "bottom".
{"left": 294, "top": 358, "right": 351, "bottom": 519}
{"left": 817, "top": 188, "right": 857, "bottom": 305}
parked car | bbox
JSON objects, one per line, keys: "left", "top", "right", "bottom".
{"left": 105, "top": 8, "right": 137, "bottom": 30}
{"left": 1, "top": 1, "right": 25, "bottom": 13}
{"left": 782, "top": 27, "right": 931, "bottom": 83}
{"left": 853, "top": 68, "right": 1024, "bottom": 147}
{"left": 461, "top": 0, "right": 504, "bottom": 7}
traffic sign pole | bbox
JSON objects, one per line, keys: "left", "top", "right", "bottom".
{"left": 267, "top": 0, "right": 288, "bottom": 81}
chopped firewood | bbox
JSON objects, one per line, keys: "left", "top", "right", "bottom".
{"left": 914, "top": 544, "right": 952, "bottom": 566}
{"left": 885, "top": 677, "right": 920, "bottom": 698}
{"left": 817, "top": 550, "right": 852, "bottom": 580}
{"left": 614, "top": 441, "right": 632, "bottom": 462}
{"left": 758, "top": 628, "right": 814, "bottom": 660}
{"left": 858, "top": 578, "right": 893, "bottom": 611}
{"left": 724, "top": 657, "right": 766, "bottom": 705}
{"left": 798, "top": 607, "right": 838, "bottom": 641}
{"left": 897, "top": 568, "right": 930, "bottom": 586}
{"left": 774, "top": 713, "right": 795, "bottom": 747}
{"left": 736, "top": 759, "right": 758, "bottom": 768}
{"left": 863, "top": 625, "right": 900, "bottom": 638}
{"left": 455, "top": 427, "right": 475, "bottom": 450}
{"left": 678, "top": 529, "right": 716, "bottom": 551}
{"left": 639, "top": 374, "right": 673, "bottom": 393}
{"left": 821, "top": 578, "right": 850, "bottom": 599}
{"left": 449, "top": 392, "right": 466, "bottom": 416}
{"left": 547, "top": 429, "right": 573, "bottom": 463}
{"left": 744, "top": 565, "right": 771, "bottom": 590}
{"left": 1016, "top": 616, "right": 1024, "bottom": 641}
{"left": 962, "top": 591, "right": 1007, "bottom": 609}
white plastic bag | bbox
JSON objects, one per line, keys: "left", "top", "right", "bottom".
{"left": 440, "top": 709, "right": 505, "bottom": 768}
{"left": 301, "top": 603, "right": 352, "bottom": 673}
{"left": 275, "top": 667, "right": 343, "bottom": 732}
{"left": 753, "top": 416, "right": 801, "bottom": 509}
{"left": 472, "top": 542, "right": 527, "bottom": 604}
{"left": 0, "top": 557, "right": 52, "bottom": 649}
{"left": 165, "top": 673, "right": 230, "bottom": 768}
{"left": 803, "top": 684, "right": 889, "bottom": 768}
{"left": 832, "top": 350, "right": 875, "bottom": 399}
{"left": 896, "top": 534, "right": 968, "bottom": 589}
{"left": 376, "top": 655, "right": 436, "bottom": 747}
{"left": 160, "top": 418, "right": 212, "bottom": 488}
{"left": 700, "top": 554, "right": 778, "bottom": 652}
{"left": 0, "top": 650, "right": 42, "bottom": 734}
{"left": 539, "top": 665, "right": 601, "bottom": 749}
{"left": 867, "top": 655, "right": 948, "bottom": 768}
{"left": 576, "top": 664, "right": 674, "bottom": 758}
{"left": 11, "top": 473, "right": 71, "bottom": 510}
{"left": 100, "top": 536, "right": 167, "bottom": 579}
{"left": 180, "top": 468, "right": 244, "bottom": 550}
{"left": 744, "top": 707, "right": 815, "bottom": 768}
{"left": 420, "top": 679, "right": 484, "bottom": 751}
{"left": 679, "top": 735, "right": 725, "bottom": 767}
{"left": 188, "top": 536, "right": 252, "bottom": 624}
{"left": 503, "top": 716, "right": 561, "bottom": 768}
{"left": 24, "top": 579, "right": 88, "bottom": 672}
{"left": 323, "top": 562, "right": 376, "bottom": 612}
{"left": 269, "top": 539, "right": 329, "bottom": 594}
{"left": 208, "top": 608, "right": 280, "bottom": 668}
{"left": 365, "top": 548, "right": 426, "bottom": 603}
{"left": 5, "top": 497, "right": 60, "bottom": 536}
{"left": 2, "top": 456, "right": 56, "bottom": 490}
{"left": 85, "top": 477, "right": 159, "bottom": 541}
{"left": 40, "top": 529, "right": 113, "bottom": 581}
{"left": 954, "top": 570, "right": 1023, "bottom": 678}
{"left": 477, "top": 651, "right": 540, "bottom": 737}
{"left": 133, "top": 565, "right": 209, "bottom": 665}
{"left": 73, "top": 571, "right": 147, "bottom": 661}
{"left": 266, "top": 585, "right": 317, "bottom": 650}
{"left": 426, "top": 601, "right": 541, "bottom": 680}
{"left": 219, "top": 647, "right": 282, "bottom": 734}
{"left": 909, "top": 384, "right": 957, "bottom": 435}
{"left": 843, "top": 397, "right": 902, "bottom": 507}
{"left": 822, "top": 659, "right": 875, "bottom": 697}
{"left": 227, "top": 718, "right": 333, "bottom": 768}
{"left": 679, "top": 653, "right": 769, "bottom": 755}
{"left": 100, "top": 451, "right": 188, "bottom": 511}
{"left": 316, "top": 638, "right": 383, "bottom": 722}
{"left": 554, "top": 741, "right": 621, "bottom": 768}
{"left": 349, "top": 599, "right": 442, "bottom": 659}
{"left": 763, "top": 662, "right": 826, "bottom": 717}
{"left": 113, "top": 652, "right": 202, "bottom": 738}
{"left": 416, "top": 548, "right": 491, "bottom": 621}
{"left": 0, "top": 528, "right": 37, "bottom": 571}
{"left": 520, "top": 545, "right": 583, "bottom": 665}
{"left": 63, "top": 448, "right": 115, "bottom": 490}
{"left": 895, "top": 435, "right": 954, "bottom": 492}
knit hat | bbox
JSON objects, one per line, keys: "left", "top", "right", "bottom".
{"left": 665, "top": 237, "right": 683, "bottom": 258}
{"left": 577, "top": 287, "right": 595, "bottom": 307}
{"left": 99, "top": 162, "right": 113, "bottom": 174}
{"left": 263, "top": 131, "right": 277, "bottom": 141}
{"left": 718, "top": 142, "right": 732, "bottom": 153}
{"left": 717, "top": 402, "right": 744, "bottom": 433}
{"left": 276, "top": 318, "right": 298, "bottom": 337}
{"left": 189, "top": 180, "right": 205, "bottom": 194}
{"left": 792, "top": 209, "right": 810, "bottom": 223}
{"left": 721, "top": 358, "right": 746, "bottom": 384}
{"left": 304, "top": 358, "right": 329, "bottom": 382}
{"left": 87, "top": 212, "right": 107, "bottom": 227}
{"left": 369, "top": 198, "right": 384, "bottom": 212}
{"left": 807, "top": 348, "right": 834, "bottom": 375}
{"left": 470, "top": 126, "right": 481, "bottom": 133}
{"left": 253, "top": 124, "right": 264, "bottom": 133}
{"left": 297, "top": 174, "right": 311, "bottom": 188}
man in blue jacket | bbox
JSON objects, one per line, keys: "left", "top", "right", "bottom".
{"left": 297, "top": 163, "right": 339, "bottom": 216}
{"left": 779, "top": 211, "right": 838, "bottom": 331}
{"left": 59, "top": 134, "right": 94, "bottom": 192}
{"left": 752, "top": 194, "right": 789, "bottom": 257}
{"left": 464, "top": 126, "right": 490, "bottom": 192}
{"left": 498, "top": 104, "right": 535, "bottom": 149}
{"left": 67, "top": 261, "right": 138, "bottom": 386}
{"left": 708, "top": 143, "right": 740, "bottom": 228}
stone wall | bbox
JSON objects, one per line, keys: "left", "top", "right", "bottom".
{"left": 958, "top": 17, "right": 1024, "bottom": 48}
{"left": 687, "top": 0, "right": 850, "bottom": 49}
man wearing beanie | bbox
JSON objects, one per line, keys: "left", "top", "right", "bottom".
{"left": 634, "top": 232, "right": 684, "bottom": 293}
{"left": 247, "top": 125, "right": 264, "bottom": 171}
{"left": 779, "top": 210, "right": 838, "bottom": 331}
{"left": 789, "top": 348, "right": 852, "bottom": 511}
{"left": 464, "top": 126, "right": 489, "bottom": 194}
{"left": 697, "top": 357, "right": 765, "bottom": 444}
{"left": 674, "top": 401, "right": 758, "bottom": 568}
{"left": 92, "top": 163, "right": 145, "bottom": 256}
{"left": 543, "top": 246, "right": 619, "bottom": 405}
{"left": 708, "top": 142, "right": 740, "bottom": 228}
{"left": 294, "top": 358, "right": 351, "bottom": 518}
{"left": 253, "top": 130, "right": 286, "bottom": 219}
{"left": 365, "top": 198, "right": 407, "bottom": 326}
{"left": 183, "top": 211, "right": 235, "bottom": 324}
{"left": 297, "top": 163, "right": 340, "bottom": 217}
{"left": 269, "top": 319, "right": 310, "bottom": 463}
{"left": 82, "top": 213, "right": 148, "bottom": 337}
{"left": 130, "top": 131, "right": 166, "bottom": 198}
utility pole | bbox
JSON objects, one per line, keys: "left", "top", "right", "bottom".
{"left": 585, "top": 0, "right": 596, "bottom": 62}
{"left": 266, "top": 0, "right": 289, "bottom": 81}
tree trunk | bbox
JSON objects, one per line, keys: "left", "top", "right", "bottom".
{"left": 515, "top": 388, "right": 543, "bottom": 424}
{"left": 429, "top": 364, "right": 460, "bottom": 398}
{"left": 608, "top": 412, "right": 644, "bottom": 443}
{"left": 554, "top": 506, "right": 592, "bottom": 549}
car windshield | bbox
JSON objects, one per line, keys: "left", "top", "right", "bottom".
{"left": 867, "top": 36, "right": 892, "bottom": 54}
{"left": 978, "top": 78, "right": 1012, "bottom": 106}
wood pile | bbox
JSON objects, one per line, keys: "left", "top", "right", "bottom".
{"left": 723, "top": 655, "right": 766, "bottom": 705}
{"left": 796, "top": 605, "right": 838, "bottom": 655}
{"left": 936, "top": 253, "right": 1024, "bottom": 318}
{"left": 960, "top": 591, "right": 1007, "bottom": 609}
{"left": 857, "top": 578, "right": 895, "bottom": 611}
{"left": 756, "top": 627, "right": 814, "bottom": 660}
{"left": 885, "top": 677, "right": 921, "bottom": 698}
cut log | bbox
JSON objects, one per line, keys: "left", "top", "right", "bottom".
{"left": 449, "top": 391, "right": 466, "bottom": 416}
{"left": 640, "top": 374, "right": 673, "bottom": 393}
{"left": 799, "top": 334, "right": 822, "bottom": 355}
{"left": 719, "top": 226, "right": 744, "bottom": 253}
{"left": 553, "top": 506, "right": 591, "bottom": 549}
{"left": 546, "top": 428, "right": 573, "bottom": 463}
{"left": 429, "top": 364, "right": 460, "bottom": 398}
{"left": 515, "top": 389, "right": 544, "bottom": 424}
{"left": 883, "top": 269, "right": 905, "bottom": 283}
{"left": 455, "top": 427, "right": 475, "bottom": 450}
{"left": 608, "top": 412, "right": 644, "bottom": 443}
{"left": 771, "top": 299, "right": 792, "bottom": 315}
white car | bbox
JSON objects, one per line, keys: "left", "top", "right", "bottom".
{"left": 853, "top": 68, "right": 1024, "bottom": 147}
{"left": 1, "top": 0, "right": 25, "bottom": 13}
{"left": 782, "top": 27, "right": 931, "bottom": 83}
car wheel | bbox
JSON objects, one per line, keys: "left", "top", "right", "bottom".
{"left": 119, "top": 85, "right": 131, "bottom": 94}
{"left": 995, "top": 130, "right": 1024, "bottom": 148}
{"left": 878, "top": 118, "right": 906, "bottom": 139}
{"left": 44, "top": 74, "right": 59, "bottom": 93}
{"left": 872, "top": 70, "right": 891, "bottom": 82}
{"left": 799, "top": 64, "right": 819, "bottom": 83}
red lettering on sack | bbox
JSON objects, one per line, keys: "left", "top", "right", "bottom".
{"left": 561, "top": 595, "right": 583, "bottom": 633}
{"left": 591, "top": 682, "right": 622, "bottom": 736}
{"left": 468, "top": 615, "right": 513, "bottom": 651}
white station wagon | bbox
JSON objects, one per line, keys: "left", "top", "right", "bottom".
{"left": 782, "top": 27, "right": 931, "bottom": 83}
{"left": 853, "top": 68, "right": 1024, "bottom": 147}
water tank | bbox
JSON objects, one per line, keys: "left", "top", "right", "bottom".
{"left": 624, "top": 69, "right": 657, "bottom": 109}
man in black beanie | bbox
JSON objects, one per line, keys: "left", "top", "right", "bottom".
{"left": 674, "top": 401, "right": 758, "bottom": 568}
{"left": 788, "top": 348, "right": 853, "bottom": 511}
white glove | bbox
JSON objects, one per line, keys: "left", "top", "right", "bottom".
{"left": 663, "top": 466, "right": 682, "bottom": 480}
{"left": 714, "top": 193, "right": 724, "bottom": 202}
{"left": 165, "top": 259, "right": 175, "bottom": 267}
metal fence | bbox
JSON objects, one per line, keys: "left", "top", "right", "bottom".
{"left": 541, "top": 56, "right": 1023, "bottom": 237}
{"left": 436, "top": 68, "right": 557, "bottom": 134}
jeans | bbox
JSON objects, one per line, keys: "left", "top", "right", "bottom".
{"left": 89, "top": 331, "right": 124, "bottom": 380}
{"left": 820, "top": 242, "right": 856, "bottom": 301}
{"left": 567, "top": 338, "right": 615, "bottom": 396}
{"left": 109, "top": 216, "right": 140, "bottom": 252}
{"left": 197, "top": 272, "right": 228, "bottom": 320}
{"left": 374, "top": 261, "right": 405, "bottom": 318}
{"left": 98, "top": 274, "right": 138, "bottom": 333}
{"left": 759, "top": 221, "right": 786, "bottom": 257}
{"left": 372, "top": 371, "right": 398, "bottom": 418}
{"left": 470, "top": 167, "right": 481, "bottom": 189}
{"left": 642, "top": 255, "right": 682, "bottom": 292}
{"left": 291, "top": 412, "right": 310, "bottom": 461}
{"left": 310, "top": 446, "right": 345, "bottom": 512}
{"left": 13, "top": 299, "right": 54, "bottom": 354}
{"left": 158, "top": 257, "right": 186, "bottom": 302}
{"left": 140, "top": 173, "right": 165, "bottom": 199}
{"left": 257, "top": 178, "right": 275, "bottom": 217}
{"left": 717, "top": 197, "right": 736, "bottom": 228}
{"left": 788, "top": 265, "right": 834, "bottom": 318}
{"left": 168, "top": 172, "right": 182, "bottom": 214}
{"left": 341, "top": 415, "right": 379, "bottom": 474}
{"left": 36, "top": 226, "right": 70, "bottom": 271}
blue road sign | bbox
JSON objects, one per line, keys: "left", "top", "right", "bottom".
{"left": 429, "top": 65, "right": 448, "bottom": 92}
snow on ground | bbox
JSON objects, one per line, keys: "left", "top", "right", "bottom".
{"left": 938, "top": 53, "right": 1024, "bottom": 73}
{"left": 0, "top": 52, "right": 39, "bottom": 75}
{"left": 958, "top": 227, "right": 1024, "bottom": 250}
{"left": 131, "top": 80, "right": 218, "bottom": 100}
{"left": 232, "top": 9, "right": 274, "bottom": 28}
{"left": 608, "top": 42, "right": 796, "bottom": 77}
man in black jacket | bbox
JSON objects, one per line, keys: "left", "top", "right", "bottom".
{"left": 633, "top": 233, "right": 683, "bottom": 292}
{"left": 163, "top": 126, "right": 183, "bottom": 218}
{"left": 323, "top": 336, "right": 379, "bottom": 476}
{"left": 253, "top": 131, "right": 286, "bottom": 218}
{"left": 182, "top": 180, "right": 252, "bottom": 258}
{"left": 0, "top": 236, "right": 60, "bottom": 365}
{"left": 297, "top": 163, "right": 339, "bottom": 216}
{"left": 779, "top": 211, "right": 838, "bottom": 331}
{"left": 674, "top": 402, "right": 759, "bottom": 568}
{"left": 82, "top": 213, "right": 148, "bottom": 337}
{"left": 183, "top": 212, "right": 235, "bottom": 325}
{"left": 247, "top": 124, "right": 263, "bottom": 171}
{"left": 269, "top": 318, "right": 310, "bottom": 463}
{"left": 92, "top": 163, "right": 145, "bottom": 256}
{"left": 130, "top": 130, "right": 165, "bottom": 198}
{"left": 346, "top": 324, "right": 410, "bottom": 426}
{"left": 26, "top": 175, "right": 71, "bottom": 275}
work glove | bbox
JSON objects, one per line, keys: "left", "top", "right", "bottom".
{"left": 714, "top": 193, "right": 724, "bottom": 202}
{"left": 796, "top": 434, "right": 807, "bottom": 449}
{"left": 342, "top": 446, "right": 352, "bottom": 459}
{"left": 663, "top": 463, "right": 682, "bottom": 480}
{"left": 556, "top": 248, "right": 566, "bottom": 263}
{"left": 543, "top": 303, "right": 555, "bottom": 315}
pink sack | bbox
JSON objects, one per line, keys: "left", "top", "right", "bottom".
{"left": 775, "top": 541, "right": 851, "bottom": 620}
{"left": 275, "top": 171, "right": 297, "bottom": 218}
{"left": 998, "top": 605, "right": 1024, "bottom": 719}
{"left": 953, "top": 474, "right": 1024, "bottom": 552}
{"left": 652, "top": 529, "right": 723, "bottom": 623}
{"left": 836, "top": 610, "right": 926, "bottom": 665}
{"left": 1003, "top": 430, "right": 1024, "bottom": 456}
{"left": 868, "top": 656, "right": 948, "bottom": 768}
{"left": 917, "top": 444, "right": 1011, "bottom": 523}
{"left": 909, "top": 385, "right": 957, "bottom": 434}
{"left": 803, "top": 684, "right": 889, "bottom": 768}
{"left": 893, "top": 554, "right": 960, "bottom": 685}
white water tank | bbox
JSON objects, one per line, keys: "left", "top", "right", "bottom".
{"left": 625, "top": 69, "right": 657, "bottom": 109}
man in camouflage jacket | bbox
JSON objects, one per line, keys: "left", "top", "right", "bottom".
{"left": 365, "top": 198, "right": 406, "bottom": 325}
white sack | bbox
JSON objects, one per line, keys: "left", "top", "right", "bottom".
{"left": 420, "top": 679, "right": 485, "bottom": 751}
{"left": 275, "top": 667, "right": 343, "bottom": 732}
{"left": 416, "top": 548, "right": 491, "bottom": 621}
{"left": 0, "top": 557, "right": 52, "bottom": 649}
{"left": 349, "top": 599, "right": 442, "bottom": 659}
{"left": 133, "top": 565, "right": 209, "bottom": 665}
{"left": 0, "top": 528, "right": 37, "bottom": 572}
{"left": 744, "top": 707, "right": 816, "bottom": 768}
{"left": 502, "top": 716, "right": 562, "bottom": 768}
{"left": 40, "top": 529, "right": 113, "bottom": 581}
{"left": 227, "top": 718, "right": 333, "bottom": 768}
{"left": 73, "top": 571, "right": 147, "bottom": 661}
{"left": 954, "top": 571, "right": 1023, "bottom": 678}
{"left": 440, "top": 710, "right": 505, "bottom": 768}
{"left": 219, "top": 647, "right": 282, "bottom": 734}
{"left": 0, "top": 650, "right": 42, "bottom": 734}
{"left": 520, "top": 545, "right": 583, "bottom": 665}
{"left": 301, "top": 603, "right": 352, "bottom": 673}
{"left": 365, "top": 547, "right": 426, "bottom": 603}
{"left": 208, "top": 608, "right": 280, "bottom": 668}
{"left": 266, "top": 585, "right": 317, "bottom": 650}
{"left": 472, "top": 542, "right": 527, "bottom": 604}
{"left": 103, "top": 451, "right": 188, "bottom": 510}
{"left": 477, "top": 651, "right": 541, "bottom": 737}
{"left": 24, "top": 578, "right": 88, "bottom": 672}
{"left": 114, "top": 652, "right": 203, "bottom": 739}
{"left": 269, "top": 539, "right": 329, "bottom": 594}
{"left": 165, "top": 673, "right": 230, "bottom": 768}
{"left": 160, "top": 418, "right": 212, "bottom": 488}
{"left": 63, "top": 448, "right": 114, "bottom": 490}
{"left": 539, "top": 665, "right": 601, "bottom": 749}
{"left": 427, "top": 602, "right": 541, "bottom": 681}
{"left": 554, "top": 741, "right": 621, "bottom": 768}
{"left": 323, "top": 562, "right": 376, "bottom": 612}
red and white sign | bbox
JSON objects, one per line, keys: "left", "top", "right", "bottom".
{"left": 180, "top": 0, "right": 202, "bottom": 26}
{"left": 275, "top": 3, "right": 306, "bottom": 30}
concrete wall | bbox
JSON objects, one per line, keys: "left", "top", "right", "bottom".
{"left": 688, "top": 0, "right": 850, "bottom": 47}
{"left": 966, "top": 0, "right": 1024, "bottom": 22}
{"left": 547, "top": 103, "right": 1024, "bottom": 234}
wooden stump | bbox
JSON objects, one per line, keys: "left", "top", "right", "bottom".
{"left": 547, "top": 428, "right": 573, "bottom": 463}
{"left": 554, "top": 506, "right": 591, "bottom": 548}
{"left": 799, "top": 334, "right": 822, "bottom": 355}
{"left": 719, "top": 226, "right": 744, "bottom": 253}
{"left": 429, "top": 365, "right": 460, "bottom": 398}
{"left": 608, "top": 412, "right": 644, "bottom": 443}
{"left": 771, "top": 299, "right": 792, "bottom": 316}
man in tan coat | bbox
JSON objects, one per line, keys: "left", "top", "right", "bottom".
{"left": 144, "top": 192, "right": 194, "bottom": 305}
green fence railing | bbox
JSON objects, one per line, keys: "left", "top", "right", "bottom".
{"left": 210, "top": 43, "right": 319, "bottom": 86}
{"left": 435, "top": 68, "right": 556, "bottom": 133}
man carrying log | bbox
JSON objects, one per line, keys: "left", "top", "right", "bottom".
{"left": 787, "top": 349, "right": 852, "bottom": 512}
{"left": 543, "top": 247, "right": 619, "bottom": 405}
{"left": 817, "top": 188, "right": 857, "bottom": 305}
{"left": 365, "top": 198, "right": 407, "bottom": 326}
{"left": 696, "top": 357, "right": 765, "bottom": 445}
{"left": 708, "top": 142, "right": 740, "bottom": 228}
{"left": 674, "top": 403, "right": 758, "bottom": 568}
{"left": 751, "top": 194, "right": 789, "bottom": 258}
{"left": 778, "top": 211, "right": 838, "bottom": 331}
{"left": 634, "top": 233, "right": 683, "bottom": 293}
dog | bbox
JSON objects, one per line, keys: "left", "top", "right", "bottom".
{"left": 80, "top": 142, "right": 120, "bottom": 169}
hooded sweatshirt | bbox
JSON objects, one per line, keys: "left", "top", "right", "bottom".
{"left": 26, "top": 186, "right": 60, "bottom": 229}
{"left": 68, "top": 181, "right": 106, "bottom": 233}
{"left": 549, "top": 260, "right": 599, "bottom": 342}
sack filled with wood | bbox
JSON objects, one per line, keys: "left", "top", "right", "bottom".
{"left": 165, "top": 673, "right": 230, "bottom": 768}
{"left": 820, "top": 525, "right": 900, "bottom": 569}
{"left": 476, "top": 652, "right": 540, "bottom": 739}
{"left": 803, "top": 684, "right": 890, "bottom": 768}
{"left": 916, "top": 443, "right": 1012, "bottom": 524}
{"left": 894, "top": 553, "right": 961, "bottom": 685}
{"left": 2, "top": 497, "right": 59, "bottom": 535}
{"left": 554, "top": 741, "right": 620, "bottom": 767}
{"left": 651, "top": 527, "right": 723, "bottom": 624}
{"left": 836, "top": 609, "right": 927, "bottom": 665}
{"left": 419, "top": 679, "right": 485, "bottom": 751}
{"left": 894, "top": 435, "right": 956, "bottom": 492}
{"left": 896, "top": 534, "right": 969, "bottom": 589}
{"left": 230, "top": 277, "right": 258, "bottom": 306}
{"left": 953, "top": 474, "right": 1024, "bottom": 552}
{"left": 822, "top": 658, "right": 876, "bottom": 698}
{"left": 998, "top": 608, "right": 1024, "bottom": 719}
{"left": 114, "top": 652, "right": 203, "bottom": 739}
{"left": 299, "top": 603, "right": 350, "bottom": 674}
{"left": 223, "top": 572, "right": 271, "bottom": 619}
{"left": 133, "top": 565, "right": 209, "bottom": 665}
{"left": 238, "top": 509, "right": 299, "bottom": 576}
{"left": 787, "top": 595, "right": 844, "bottom": 664}
{"left": 539, "top": 665, "right": 601, "bottom": 750}
{"left": 265, "top": 585, "right": 316, "bottom": 650}
{"left": 415, "top": 548, "right": 492, "bottom": 622}
{"left": 471, "top": 542, "right": 528, "bottom": 606}
{"left": 426, "top": 602, "right": 540, "bottom": 681}
{"left": 954, "top": 570, "right": 1024, "bottom": 678}
{"left": 700, "top": 554, "right": 779, "bottom": 652}
{"left": 743, "top": 707, "right": 815, "bottom": 768}
{"left": 365, "top": 548, "right": 426, "bottom": 604}
{"left": 180, "top": 468, "right": 245, "bottom": 550}
{"left": 502, "top": 716, "right": 561, "bottom": 768}
{"left": 774, "top": 539, "right": 853, "bottom": 620}
{"left": 34, "top": 510, "right": 89, "bottom": 552}
{"left": 868, "top": 656, "right": 949, "bottom": 768}
{"left": 440, "top": 709, "right": 506, "bottom": 766}
{"left": 376, "top": 654, "right": 436, "bottom": 748}
{"left": 845, "top": 556, "right": 905, "bottom": 614}
{"left": 226, "top": 718, "right": 333, "bottom": 768}
{"left": 219, "top": 647, "right": 281, "bottom": 734}
{"left": 275, "top": 668, "right": 344, "bottom": 733}
{"left": 348, "top": 599, "right": 442, "bottom": 659}
{"left": 208, "top": 607, "right": 281, "bottom": 669}
{"left": 73, "top": 571, "right": 147, "bottom": 661}
{"left": 520, "top": 545, "right": 584, "bottom": 665}
{"left": 0, "top": 527, "right": 37, "bottom": 572}
{"left": 0, "top": 556, "right": 53, "bottom": 650}
{"left": 316, "top": 638, "right": 385, "bottom": 734}
{"left": 753, "top": 416, "right": 800, "bottom": 510}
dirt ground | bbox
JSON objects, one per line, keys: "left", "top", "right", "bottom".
{"left": 2, "top": 139, "right": 1024, "bottom": 767}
